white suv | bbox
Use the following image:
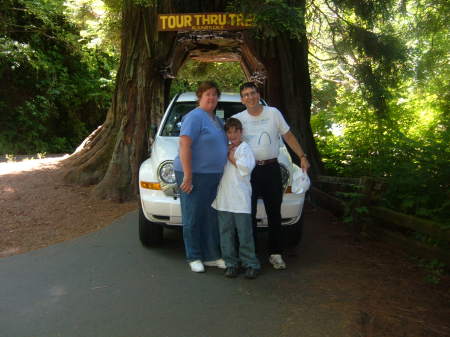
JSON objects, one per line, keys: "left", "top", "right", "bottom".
{"left": 138, "top": 92, "right": 305, "bottom": 246}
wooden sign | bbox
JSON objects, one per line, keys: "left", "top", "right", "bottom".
{"left": 158, "top": 13, "right": 254, "bottom": 31}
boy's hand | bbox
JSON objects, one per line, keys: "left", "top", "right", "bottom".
{"left": 228, "top": 146, "right": 237, "bottom": 166}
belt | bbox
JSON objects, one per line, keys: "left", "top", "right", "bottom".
{"left": 255, "top": 158, "right": 278, "bottom": 166}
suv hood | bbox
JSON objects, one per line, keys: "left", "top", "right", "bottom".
{"left": 150, "top": 136, "right": 179, "bottom": 163}
{"left": 139, "top": 136, "right": 179, "bottom": 182}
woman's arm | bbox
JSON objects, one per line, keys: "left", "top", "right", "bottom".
{"left": 179, "top": 135, "right": 193, "bottom": 193}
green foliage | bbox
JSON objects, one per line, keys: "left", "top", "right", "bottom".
{"left": 170, "top": 59, "right": 246, "bottom": 98}
{"left": 66, "top": 0, "right": 122, "bottom": 52}
{"left": 312, "top": 92, "right": 449, "bottom": 226}
{"left": 310, "top": 0, "right": 407, "bottom": 116}
{"left": 336, "top": 189, "right": 367, "bottom": 228}
{"left": 0, "top": 0, "right": 117, "bottom": 154}
{"left": 309, "top": 0, "right": 449, "bottom": 226}
{"left": 227, "top": 0, "right": 306, "bottom": 40}
{"left": 331, "top": 0, "right": 395, "bottom": 27}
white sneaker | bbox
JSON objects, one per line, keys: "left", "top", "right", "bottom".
{"left": 269, "top": 254, "right": 286, "bottom": 270}
{"left": 203, "top": 258, "right": 226, "bottom": 269}
{"left": 189, "top": 260, "right": 205, "bottom": 273}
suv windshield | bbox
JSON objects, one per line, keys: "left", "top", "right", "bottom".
{"left": 160, "top": 101, "right": 247, "bottom": 137}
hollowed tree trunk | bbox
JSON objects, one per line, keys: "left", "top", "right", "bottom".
{"left": 64, "top": 0, "right": 322, "bottom": 202}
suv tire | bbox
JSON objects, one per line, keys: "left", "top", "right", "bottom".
{"left": 139, "top": 203, "right": 163, "bottom": 246}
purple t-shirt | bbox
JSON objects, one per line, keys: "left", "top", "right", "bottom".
{"left": 174, "top": 107, "right": 228, "bottom": 174}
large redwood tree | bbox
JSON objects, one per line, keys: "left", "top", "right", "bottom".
{"left": 64, "top": 0, "right": 323, "bottom": 201}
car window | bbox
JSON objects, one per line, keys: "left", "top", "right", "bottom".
{"left": 160, "top": 102, "right": 196, "bottom": 137}
{"left": 160, "top": 101, "right": 247, "bottom": 137}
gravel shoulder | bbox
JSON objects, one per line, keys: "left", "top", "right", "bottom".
{"left": 0, "top": 155, "right": 136, "bottom": 258}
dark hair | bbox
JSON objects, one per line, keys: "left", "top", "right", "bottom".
{"left": 196, "top": 81, "right": 221, "bottom": 100}
{"left": 224, "top": 117, "right": 243, "bottom": 132}
{"left": 239, "top": 82, "right": 259, "bottom": 97}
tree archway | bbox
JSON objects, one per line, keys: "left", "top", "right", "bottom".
{"left": 63, "top": 0, "right": 323, "bottom": 201}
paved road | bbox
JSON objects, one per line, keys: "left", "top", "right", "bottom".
{"left": 1, "top": 210, "right": 350, "bottom": 337}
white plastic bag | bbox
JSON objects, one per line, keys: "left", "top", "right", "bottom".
{"left": 291, "top": 169, "right": 310, "bottom": 194}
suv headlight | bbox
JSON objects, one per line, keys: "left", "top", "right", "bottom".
{"left": 279, "top": 163, "right": 290, "bottom": 192}
{"left": 158, "top": 161, "right": 176, "bottom": 184}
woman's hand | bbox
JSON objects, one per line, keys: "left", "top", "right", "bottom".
{"left": 179, "top": 135, "right": 193, "bottom": 193}
{"left": 180, "top": 175, "right": 193, "bottom": 194}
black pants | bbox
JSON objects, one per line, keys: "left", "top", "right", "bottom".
{"left": 251, "top": 162, "right": 284, "bottom": 254}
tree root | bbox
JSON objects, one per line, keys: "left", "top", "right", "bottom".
{"left": 63, "top": 127, "right": 117, "bottom": 186}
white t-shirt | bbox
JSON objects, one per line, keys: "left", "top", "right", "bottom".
{"left": 212, "top": 142, "right": 255, "bottom": 214}
{"left": 234, "top": 106, "right": 290, "bottom": 160}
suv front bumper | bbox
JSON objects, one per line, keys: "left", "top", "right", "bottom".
{"left": 140, "top": 189, "right": 305, "bottom": 227}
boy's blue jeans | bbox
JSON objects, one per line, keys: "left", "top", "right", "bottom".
{"left": 175, "top": 171, "right": 222, "bottom": 262}
{"left": 217, "top": 211, "right": 260, "bottom": 269}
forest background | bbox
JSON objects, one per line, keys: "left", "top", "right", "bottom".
{"left": 0, "top": 0, "right": 448, "bottom": 230}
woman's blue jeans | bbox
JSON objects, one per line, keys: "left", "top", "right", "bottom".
{"left": 175, "top": 171, "right": 222, "bottom": 262}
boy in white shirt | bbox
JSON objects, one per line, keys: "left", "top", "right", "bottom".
{"left": 212, "top": 118, "right": 261, "bottom": 279}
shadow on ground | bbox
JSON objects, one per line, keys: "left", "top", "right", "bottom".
{"left": 0, "top": 204, "right": 449, "bottom": 337}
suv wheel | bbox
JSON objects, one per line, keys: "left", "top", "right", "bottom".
{"left": 139, "top": 203, "right": 163, "bottom": 246}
